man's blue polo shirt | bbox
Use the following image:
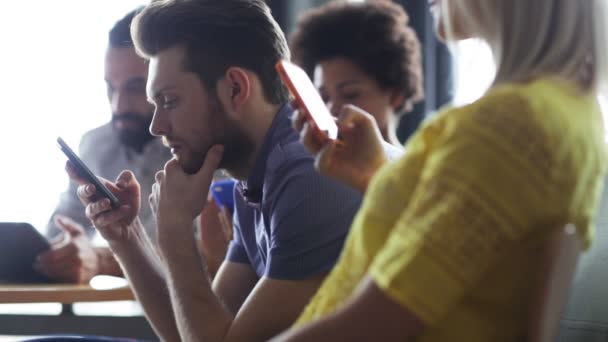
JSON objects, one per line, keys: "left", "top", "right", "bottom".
{"left": 226, "top": 104, "right": 362, "bottom": 280}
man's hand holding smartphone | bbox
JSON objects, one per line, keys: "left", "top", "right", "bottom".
{"left": 58, "top": 137, "right": 142, "bottom": 243}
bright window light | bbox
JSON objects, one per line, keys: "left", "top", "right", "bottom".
{"left": 452, "top": 39, "right": 495, "bottom": 105}
{"left": 0, "top": 1, "right": 146, "bottom": 233}
{"left": 453, "top": 39, "right": 608, "bottom": 142}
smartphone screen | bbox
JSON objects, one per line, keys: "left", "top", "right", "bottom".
{"left": 276, "top": 60, "right": 338, "bottom": 140}
{"left": 56, "top": 137, "right": 120, "bottom": 209}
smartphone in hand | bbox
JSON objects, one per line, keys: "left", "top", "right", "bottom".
{"left": 210, "top": 179, "right": 236, "bottom": 213}
{"left": 56, "top": 137, "right": 121, "bottom": 209}
{"left": 276, "top": 60, "right": 338, "bottom": 140}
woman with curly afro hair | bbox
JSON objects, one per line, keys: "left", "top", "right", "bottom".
{"left": 290, "top": 0, "right": 424, "bottom": 145}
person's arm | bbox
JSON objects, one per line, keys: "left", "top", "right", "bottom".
{"left": 72, "top": 167, "right": 181, "bottom": 341}
{"left": 109, "top": 219, "right": 181, "bottom": 342}
{"left": 159, "top": 215, "right": 326, "bottom": 342}
{"left": 212, "top": 261, "right": 258, "bottom": 316}
{"left": 271, "top": 277, "right": 424, "bottom": 341}
{"left": 151, "top": 143, "right": 347, "bottom": 341}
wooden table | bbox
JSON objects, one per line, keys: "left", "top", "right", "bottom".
{"left": 0, "top": 282, "right": 155, "bottom": 339}
{"left": 0, "top": 283, "right": 134, "bottom": 304}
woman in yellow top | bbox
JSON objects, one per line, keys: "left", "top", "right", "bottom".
{"left": 273, "top": 0, "right": 608, "bottom": 341}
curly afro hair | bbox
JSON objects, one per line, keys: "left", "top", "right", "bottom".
{"left": 290, "top": 0, "right": 424, "bottom": 113}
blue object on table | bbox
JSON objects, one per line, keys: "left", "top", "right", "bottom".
{"left": 210, "top": 179, "right": 237, "bottom": 212}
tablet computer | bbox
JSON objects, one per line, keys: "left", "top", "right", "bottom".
{"left": 0, "top": 222, "right": 53, "bottom": 283}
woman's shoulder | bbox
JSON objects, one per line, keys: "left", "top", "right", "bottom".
{"left": 408, "top": 77, "right": 603, "bottom": 172}
{"left": 472, "top": 78, "right": 594, "bottom": 117}
{"left": 433, "top": 78, "right": 598, "bottom": 135}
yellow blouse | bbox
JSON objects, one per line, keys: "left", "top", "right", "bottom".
{"left": 296, "top": 78, "right": 607, "bottom": 341}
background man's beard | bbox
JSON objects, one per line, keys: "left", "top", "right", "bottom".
{"left": 112, "top": 112, "right": 154, "bottom": 152}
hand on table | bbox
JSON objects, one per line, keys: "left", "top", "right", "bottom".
{"left": 34, "top": 215, "right": 99, "bottom": 284}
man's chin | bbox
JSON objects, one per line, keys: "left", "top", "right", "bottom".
{"left": 178, "top": 155, "right": 206, "bottom": 175}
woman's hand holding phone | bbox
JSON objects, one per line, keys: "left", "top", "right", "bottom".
{"left": 67, "top": 162, "right": 143, "bottom": 244}
{"left": 292, "top": 104, "right": 388, "bottom": 193}
{"left": 276, "top": 60, "right": 388, "bottom": 192}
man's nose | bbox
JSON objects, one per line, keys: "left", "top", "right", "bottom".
{"left": 149, "top": 109, "right": 167, "bottom": 137}
{"left": 111, "top": 92, "right": 131, "bottom": 115}
{"left": 327, "top": 100, "right": 342, "bottom": 117}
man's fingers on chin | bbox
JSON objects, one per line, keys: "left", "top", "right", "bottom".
{"left": 166, "top": 158, "right": 181, "bottom": 171}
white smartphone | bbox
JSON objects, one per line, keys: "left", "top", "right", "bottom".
{"left": 276, "top": 60, "right": 338, "bottom": 140}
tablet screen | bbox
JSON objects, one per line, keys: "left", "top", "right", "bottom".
{"left": 0, "top": 223, "right": 53, "bottom": 283}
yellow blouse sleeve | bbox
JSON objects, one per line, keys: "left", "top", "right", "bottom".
{"left": 369, "top": 91, "right": 561, "bottom": 324}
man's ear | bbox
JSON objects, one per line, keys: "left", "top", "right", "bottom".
{"left": 217, "top": 67, "right": 251, "bottom": 112}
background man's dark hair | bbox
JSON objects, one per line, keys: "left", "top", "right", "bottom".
{"left": 290, "top": 0, "right": 424, "bottom": 114}
{"left": 131, "top": 0, "right": 290, "bottom": 105}
{"left": 109, "top": 7, "right": 143, "bottom": 48}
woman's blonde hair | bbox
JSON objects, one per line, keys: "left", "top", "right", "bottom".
{"left": 444, "top": 0, "right": 608, "bottom": 93}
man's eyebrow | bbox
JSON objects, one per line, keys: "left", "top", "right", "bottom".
{"left": 148, "top": 85, "right": 177, "bottom": 104}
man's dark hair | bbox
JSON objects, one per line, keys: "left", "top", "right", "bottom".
{"left": 109, "top": 7, "right": 143, "bottom": 48}
{"left": 131, "top": 0, "right": 290, "bottom": 105}
{"left": 290, "top": 0, "right": 424, "bottom": 113}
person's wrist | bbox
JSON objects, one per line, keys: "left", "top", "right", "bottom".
{"left": 358, "top": 154, "right": 388, "bottom": 193}
{"left": 106, "top": 218, "right": 146, "bottom": 253}
{"left": 158, "top": 212, "right": 194, "bottom": 235}
{"left": 157, "top": 215, "right": 195, "bottom": 250}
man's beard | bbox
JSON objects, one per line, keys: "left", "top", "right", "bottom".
{"left": 112, "top": 112, "right": 154, "bottom": 152}
{"left": 181, "top": 102, "right": 254, "bottom": 175}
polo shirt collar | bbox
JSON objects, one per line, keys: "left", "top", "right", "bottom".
{"left": 237, "top": 103, "right": 293, "bottom": 206}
